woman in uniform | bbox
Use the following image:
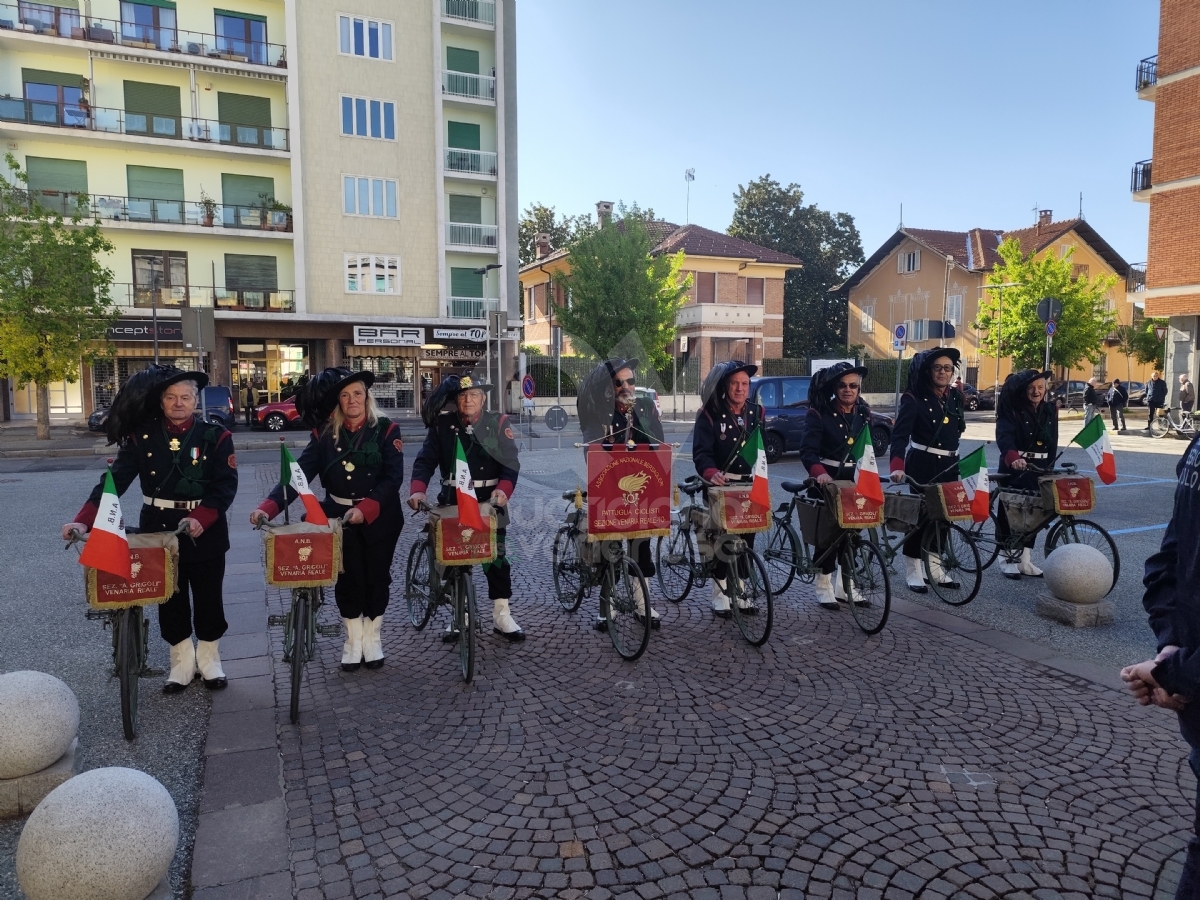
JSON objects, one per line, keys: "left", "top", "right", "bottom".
{"left": 995, "top": 369, "right": 1057, "bottom": 579}
{"left": 251, "top": 368, "right": 406, "bottom": 671}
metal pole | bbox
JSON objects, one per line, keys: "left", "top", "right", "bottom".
{"left": 152, "top": 289, "right": 159, "bottom": 364}
{"left": 1044, "top": 332, "right": 1052, "bottom": 373}
{"left": 994, "top": 287, "right": 1002, "bottom": 396}
{"left": 893, "top": 343, "right": 902, "bottom": 418}
{"left": 673, "top": 347, "right": 678, "bottom": 419}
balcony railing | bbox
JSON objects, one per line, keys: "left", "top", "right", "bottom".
{"left": 441, "top": 0, "right": 495, "bottom": 26}
{"left": 445, "top": 147, "right": 497, "bottom": 176}
{"left": 442, "top": 71, "right": 496, "bottom": 102}
{"left": 1136, "top": 55, "right": 1158, "bottom": 92}
{"left": 447, "top": 222, "right": 498, "bottom": 248}
{"left": 448, "top": 297, "right": 499, "bottom": 319}
{"left": 24, "top": 190, "right": 292, "bottom": 231}
{"left": 1127, "top": 262, "right": 1147, "bottom": 294}
{"left": 0, "top": 4, "right": 287, "bottom": 68}
{"left": 1131, "top": 159, "right": 1152, "bottom": 193}
{"left": 0, "top": 99, "right": 289, "bottom": 150}
{"left": 109, "top": 283, "right": 295, "bottom": 313}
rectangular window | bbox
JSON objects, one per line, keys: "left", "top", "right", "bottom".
{"left": 697, "top": 271, "right": 716, "bottom": 304}
{"left": 338, "top": 14, "right": 393, "bottom": 60}
{"left": 745, "top": 277, "right": 764, "bottom": 305}
{"left": 860, "top": 303, "right": 874, "bottom": 334}
{"left": 340, "top": 95, "right": 396, "bottom": 140}
{"left": 898, "top": 249, "right": 920, "bottom": 273}
{"left": 342, "top": 175, "right": 399, "bottom": 218}
{"left": 345, "top": 254, "right": 400, "bottom": 294}
{"left": 214, "top": 11, "right": 267, "bottom": 65}
{"left": 120, "top": 1, "right": 176, "bottom": 52}
{"left": 945, "top": 294, "right": 962, "bottom": 327}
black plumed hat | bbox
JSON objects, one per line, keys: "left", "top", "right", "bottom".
{"left": 104, "top": 364, "right": 207, "bottom": 445}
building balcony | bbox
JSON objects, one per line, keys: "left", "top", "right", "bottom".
{"left": 447, "top": 297, "right": 499, "bottom": 319}
{"left": 0, "top": 5, "right": 287, "bottom": 70}
{"left": 1127, "top": 262, "right": 1147, "bottom": 297}
{"left": 1131, "top": 159, "right": 1152, "bottom": 200}
{"left": 442, "top": 71, "right": 496, "bottom": 103}
{"left": 27, "top": 190, "right": 292, "bottom": 233}
{"left": 676, "top": 302, "right": 764, "bottom": 328}
{"left": 110, "top": 283, "right": 295, "bottom": 314}
{"left": 445, "top": 147, "right": 497, "bottom": 178}
{"left": 447, "top": 222, "right": 499, "bottom": 250}
{"left": 0, "top": 99, "right": 288, "bottom": 152}
{"left": 1136, "top": 55, "right": 1157, "bottom": 98}
{"left": 441, "top": 0, "right": 495, "bottom": 27}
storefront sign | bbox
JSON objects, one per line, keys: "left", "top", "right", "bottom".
{"left": 106, "top": 317, "right": 183, "bottom": 343}
{"left": 423, "top": 346, "right": 485, "bottom": 360}
{"left": 432, "top": 327, "right": 487, "bottom": 343}
{"left": 353, "top": 326, "right": 425, "bottom": 347}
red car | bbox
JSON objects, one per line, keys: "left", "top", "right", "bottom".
{"left": 255, "top": 396, "right": 303, "bottom": 432}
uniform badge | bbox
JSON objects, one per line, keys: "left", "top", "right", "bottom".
{"left": 344, "top": 461, "right": 356, "bottom": 472}
{"left": 393, "top": 439, "right": 403, "bottom": 452}
{"left": 168, "top": 438, "right": 181, "bottom": 451}
{"left": 943, "top": 416, "right": 950, "bottom": 424}
{"left": 504, "top": 426, "right": 514, "bottom": 440}
{"left": 847, "top": 437, "right": 854, "bottom": 445}
{"left": 227, "top": 454, "right": 237, "bottom": 469}
{"left": 191, "top": 447, "right": 199, "bottom": 461}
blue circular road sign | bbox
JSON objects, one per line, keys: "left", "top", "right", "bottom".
{"left": 894, "top": 324, "right": 907, "bottom": 340}
{"left": 1046, "top": 321, "right": 1057, "bottom": 336}
{"left": 522, "top": 374, "right": 536, "bottom": 399}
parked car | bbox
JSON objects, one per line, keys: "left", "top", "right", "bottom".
{"left": 1125, "top": 380, "right": 1147, "bottom": 406}
{"left": 200, "top": 385, "right": 235, "bottom": 429}
{"left": 255, "top": 396, "right": 303, "bottom": 432}
{"left": 1048, "top": 380, "right": 1092, "bottom": 410}
{"left": 750, "top": 375, "right": 894, "bottom": 465}
{"left": 87, "top": 407, "right": 110, "bottom": 432}
{"left": 635, "top": 386, "right": 661, "bottom": 414}
{"left": 961, "top": 384, "right": 996, "bottom": 411}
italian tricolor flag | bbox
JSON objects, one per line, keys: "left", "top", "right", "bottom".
{"left": 850, "top": 424, "right": 884, "bottom": 503}
{"left": 280, "top": 443, "right": 328, "bottom": 525}
{"left": 958, "top": 446, "right": 991, "bottom": 522}
{"left": 455, "top": 436, "right": 485, "bottom": 529}
{"left": 738, "top": 428, "right": 771, "bottom": 507}
{"left": 1072, "top": 416, "right": 1117, "bottom": 484}
{"left": 79, "top": 467, "right": 131, "bottom": 580}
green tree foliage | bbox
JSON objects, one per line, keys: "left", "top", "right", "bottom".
{"left": 975, "top": 238, "right": 1117, "bottom": 372}
{"left": 0, "top": 154, "right": 116, "bottom": 439}
{"left": 517, "top": 202, "right": 594, "bottom": 268}
{"left": 553, "top": 207, "right": 690, "bottom": 372}
{"left": 727, "top": 175, "right": 864, "bottom": 359}
{"left": 1112, "top": 308, "right": 1168, "bottom": 376}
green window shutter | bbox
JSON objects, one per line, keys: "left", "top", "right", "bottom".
{"left": 220, "top": 173, "right": 273, "bottom": 208}
{"left": 446, "top": 121, "right": 480, "bottom": 150}
{"left": 129, "top": 0, "right": 176, "bottom": 8}
{"left": 450, "top": 267, "right": 484, "bottom": 298}
{"left": 446, "top": 47, "right": 479, "bottom": 74}
{"left": 123, "top": 81, "right": 181, "bottom": 116}
{"left": 26, "top": 157, "right": 88, "bottom": 194}
{"left": 45, "top": 0, "right": 80, "bottom": 9}
{"left": 448, "top": 194, "right": 481, "bottom": 224}
{"left": 217, "top": 92, "right": 270, "bottom": 126}
{"left": 214, "top": 7, "right": 266, "bottom": 22}
{"left": 225, "top": 254, "right": 278, "bottom": 290}
{"left": 126, "top": 165, "right": 184, "bottom": 200}
{"left": 22, "top": 69, "right": 85, "bottom": 89}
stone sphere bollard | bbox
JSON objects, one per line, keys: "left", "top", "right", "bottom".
{"left": 0, "top": 671, "right": 79, "bottom": 780}
{"left": 1043, "top": 543, "right": 1112, "bottom": 604}
{"left": 16, "top": 767, "right": 179, "bottom": 900}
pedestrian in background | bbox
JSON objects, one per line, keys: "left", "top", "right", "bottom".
{"left": 1083, "top": 378, "right": 1100, "bottom": 425}
{"left": 1108, "top": 378, "right": 1128, "bottom": 433}
{"left": 243, "top": 383, "right": 256, "bottom": 427}
{"left": 1181, "top": 374, "right": 1196, "bottom": 415}
{"left": 1148, "top": 371, "right": 1168, "bottom": 432}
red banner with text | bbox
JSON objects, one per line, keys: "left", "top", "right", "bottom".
{"left": 586, "top": 446, "right": 673, "bottom": 541}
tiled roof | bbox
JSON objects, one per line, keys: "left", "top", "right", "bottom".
{"left": 651, "top": 223, "right": 803, "bottom": 265}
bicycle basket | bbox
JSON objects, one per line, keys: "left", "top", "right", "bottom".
{"left": 821, "top": 481, "right": 884, "bottom": 529}
{"left": 998, "top": 491, "right": 1052, "bottom": 533}
{"left": 883, "top": 492, "right": 923, "bottom": 533}
{"left": 1039, "top": 475, "right": 1096, "bottom": 516}
{"left": 86, "top": 532, "right": 180, "bottom": 609}
{"left": 263, "top": 521, "right": 343, "bottom": 588}
{"left": 707, "top": 485, "right": 771, "bottom": 534}
{"left": 795, "top": 497, "right": 839, "bottom": 546}
{"left": 430, "top": 503, "right": 498, "bottom": 566}
{"left": 925, "top": 480, "right": 975, "bottom": 523}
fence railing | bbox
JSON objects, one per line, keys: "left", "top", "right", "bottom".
{"left": 1136, "top": 55, "right": 1158, "bottom": 92}
{"left": 1131, "top": 159, "right": 1153, "bottom": 193}
{"left": 759, "top": 358, "right": 810, "bottom": 377}
{"left": 523, "top": 355, "right": 702, "bottom": 397}
{"left": 445, "top": 147, "right": 498, "bottom": 176}
{"left": 108, "top": 283, "right": 295, "bottom": 314}
{"left": 442, "top": 70, "right": 496, "bottom": 101}
{"left": 447, "top": 222, "right": 499, "bottom": 248}
{"left": 441, "top": 0, "right": 495, "bottom": 26}
{"left": 447, "top": 297, "right": 498, "bottom": 319}
{"left": 26, "top": 191, "right": 292, "bottom": 231}
{"left": 1127, "top": 262, "right": 1147, "bottom": 294}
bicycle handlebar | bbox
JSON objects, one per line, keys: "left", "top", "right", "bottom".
{"left": 254, "top": 516, "right": 343, "bottom": 531}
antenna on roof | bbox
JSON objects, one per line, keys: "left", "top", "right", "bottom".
{"left": 685, "top": 168, "right": 695, "bottom": 225}
{"left": 1032, "top": 203, "right": 1039, "bottom": 224}
{"left": 898, "top": 202, "right": 903, "bottom": 230}
{"left": 1079, "top": 191, "right": 1084, "bottom": 220}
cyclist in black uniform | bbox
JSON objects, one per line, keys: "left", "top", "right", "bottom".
{"left": 995, "top": 369, "right": 1057, "bottom": 579}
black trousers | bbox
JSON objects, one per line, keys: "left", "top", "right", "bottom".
{"left": 336, "top": 524, "right": 399, "bottom": 619}
{"left": 1149, "top": 403, "right": 1162, "bottom": 427}
{"left": 158, "top": 556, "right": 227, "bottom": 645}
{"left": 482, "top": 527, "right": 512, "bottom": 600}
{"left": 713, "top": 534, "right": 755, "bottom": 583}
{"left": 1176, "top": 749, "right": 1200, "bottom": 900}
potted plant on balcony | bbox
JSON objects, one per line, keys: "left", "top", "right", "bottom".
{"left": 198, "top": 187, "right": 216, "bottom": 227}
{"left": 268, "top": 199, "right": 291, "bottom": 231}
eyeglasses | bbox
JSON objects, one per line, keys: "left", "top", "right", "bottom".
{"left": 930, "top": 364, "right": 955, "bottom": 373}
{"left": 613, "top": 377, "right": 636, "bottom": 387}
{"left": 836, "top": 381, "right": 861, "bottom": 391}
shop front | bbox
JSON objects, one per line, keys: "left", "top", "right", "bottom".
{"left": 89, "top": 316, "right": 189, "bottom": 414}
{"left": 420, "top": 325, "right": 489, "bottom": 405}
{"left": 344, "top": 325, "right": 423, "bottom": 414}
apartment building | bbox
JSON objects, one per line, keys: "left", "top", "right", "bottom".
{"left": 1131, "top": 0, "right": 1200, "bottom": 392}
{"left": 0, "top": 0, "right": 517, "bottom": 420}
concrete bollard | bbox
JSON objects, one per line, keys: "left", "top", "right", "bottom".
{"left": 0, "top": 671, "right": 81, "bottom": 818}
{"left": 1036, "top": 543, "right": 1115, "bottom": 627}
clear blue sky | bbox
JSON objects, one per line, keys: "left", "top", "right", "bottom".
{"left": 516, "top": 0, "right": 1159, "bottom": 265}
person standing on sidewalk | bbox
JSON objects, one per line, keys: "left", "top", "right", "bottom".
{"left": 62, "top": 365, "right": 238, "bottom": 694}
{"left": 1121, "top": 431, "right": 1200, "bottom": 899}
{"left": 1181, "top": 374, "right": 1196, "bottom": 415}
{"left": 1148, "top": 371, "right": 1169, "bottom": 432}
{"left": 995, "top": 369, "right": 1057, "bottom": 579}
{"left": 1083, "top": 378, "right": 1101, "bottom": 425}
{"left": 1108, "top": 378, "right": 1129, "bottom": 433}
{"left": 243, "top": 383, "right": 257, "bottom": 428}
{"left": 251, "top": 368, "right": 406, "bottom": 672}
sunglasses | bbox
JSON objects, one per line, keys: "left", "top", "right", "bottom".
{"left": 836, "top": 381, "right": 861, "bottom": 390}
{"left": 930, "top": 364, "right": 955, "bottom": 373}
{"left": 613, "top": 377, "right": 636, "bottom": 387}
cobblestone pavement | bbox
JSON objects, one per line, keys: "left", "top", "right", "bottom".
{"left": 263, "top": 454, "right": 1195, "bottom": 900}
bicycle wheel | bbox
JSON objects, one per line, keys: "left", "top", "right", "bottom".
{"left": 455, "top": 572, "right": 477, "bottom": 683}
{"left": 763, "top": 515, "right": 799, "bottom": 596}
{"left": 1044, "top": 518, "right": 1120, "bottom": 593}
{"left": 289, "top": 588, "right": 308, "bottom": 724}
{"left": 605, "top": 556, "right": 651, "bottom": 661}
{"left": 1150, "top": 411, "right": 1172, "bottom": 438}
{"left": 552, "top": 526, "right": 585, "bottom": 612}
{"left": 117, "top": 607, "right": 141, "bottom": 741}
{"left": 405, "top": 537, "right": 435, "bottom": 630}
{"left": 655, "top": 521, "right": 695, "bottom": 603}
{"left": 729, "top": 549, "right": 773, "bottom": 647}
{"left": 965, "top": 512, "right": 1001, "bottom": 570}
{"left": 842, "top": 538, "right": 891, "bottom": 635}
{"left": 921, "top": 522, "right": 982, "bottom": 606}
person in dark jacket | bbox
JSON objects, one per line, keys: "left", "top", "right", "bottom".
{"left": 63, "top": 365, "right": 239, "bottom": 693}
{"left": 1083, "top": 378, "right": 1100, "bottom": 425}
{"left": 799, "top": 362, "right": 871, "bottom": 609}
{"left": 693, "top": 360, "right": 763, "bottom": 618}
{"left": 887, "top": 348, "right": 966, "bottom": 592}
{"left": 1148, "top": 371, "right": 1169, "bottom": 431}
{"left": 1108, "top": 378, "right": 1128, "bottom": 433}
{"left": 995, "top": 369, "right": 1058, "bottom": 579}
{"left": 1122, "top": 433, "right": 1200, "bottom": 899}
{"left": 1181, "top": 374, "right": 1196, "bottom": 414}
{"left": 408, "top": 375, "right": 525, "bottom": 642}
{"left": 252, "top": 368, "right": 406, "bottom": 671}
{"left": 244, "top": 383, "right": 257, "bottom": 427}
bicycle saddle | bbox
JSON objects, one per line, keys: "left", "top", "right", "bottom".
{"left": 561, "top": 490, "right": 587, "bottom": 501}
{"left": 781, "top": 480, "right": 811, "bottom": 494}
{"left": 678, "top": 481, "right": 705, "bottom": 496}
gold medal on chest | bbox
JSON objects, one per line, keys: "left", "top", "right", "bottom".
{"left": 344, "top": 461, "right": 356, "bottom": 472}
{"left": 168, "top": 438, "right": 181, "bottom": 451}
{"left": 847, "top": 437, "right": 854, "bottom": 445}
{"left": 943, "top": 416, "right": 950, "bottom": 424}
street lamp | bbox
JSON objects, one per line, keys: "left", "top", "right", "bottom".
{"left": 474, "top": 264, "right": 504, "bottom": 407}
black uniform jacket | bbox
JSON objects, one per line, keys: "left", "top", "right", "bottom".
{"left": 411, "top": 410, "right": 520, "bottom": 506}
{"left": 1109, "top": 384, "right": 1129, "bottom": 408}
{"left": 1149, "top": 378, "right": 1168, "bottom": 407}
{"left": 997, "top": 400, "right": 1058, "bottom": 492}
{"left": 583, "top": 398, "right": 664, "bottom": 447}
{"left": 1083, "top": 385, "right": 1099, "bottom": 406}
{"left": 77, "top": 416, "right": 238, "bottom": 563}
{"left": 1146, "top": 435, "right": 1200, "bottom": 747}
{"left": 260, "top": 418, "right": 405, "bottom": 542}
{"left": 693, "top": 402, "right": 765, "bottom": 481}
{"left": 888, "top": 385, "right": 966, "bottom": 486}
{"left": 799, "top": 403, "right": 872, "bottom": 481}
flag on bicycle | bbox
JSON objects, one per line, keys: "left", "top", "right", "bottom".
{"left": 1071, "top": 415, "right": 1117, "bottom": 484}
{"left": 280, "top": 443, "right": 328, "bottom": 525}
{"left": 737, "top": 427, "right": 771, "bottom": 507}
{"left": 78, "top": 466, "right": 132, "bottom": 580}
{"left": 958, "top": 446, "right": 990, "bottom": 522}
{"left": 850, "top": 424, "right": 884, "bottom": 503}
{"left": 455, "top": 436, "right": 485, "bottom": 529}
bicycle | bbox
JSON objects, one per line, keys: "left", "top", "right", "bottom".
{"left": 1149, "top": 406, "right": 1197, "bottom": 439}
{"left": 653, "top": 476, "right": 774, "bottom": 646}
{"left": 753, "top": 478, "right": 890, "bottom": 634}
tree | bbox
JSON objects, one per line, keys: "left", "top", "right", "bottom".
{"left": 0, "top": 154, "right": 116, "bottom": 439}
{"left": 553, "top": 206, "right": 690, "bottom": 372}
{"left": 1113, "top": 308, "right": 1168, "bottom": 377}
{"left": 727, "top": 175, "right": 864, "bottom": 360}
{"left": 975, "top": 238, "right": 1117, "bottom": 373}
{"left": 517, "top": 202, "right": 594, "bottom": 268}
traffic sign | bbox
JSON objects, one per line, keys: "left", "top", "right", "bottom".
{"left": 894, "top": 324, "right": 907, "bottom": 340}
{"left": 1155, "top": 326, "right": 1169, "bottom": 342}
{"left": 1045, "top": 321, "right": 1057, "bottom": 336}
{"left": 544, "top": 405, "right": 568, "bottom": 431}
{"left": 1036, "top": 297, "right": 1063, "bottom": 323}
{"left": 892, "top": 338, "right": 905, "bottom": 352}
{"left": 521, "top": 374, "right": 535, "bottom": 399}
